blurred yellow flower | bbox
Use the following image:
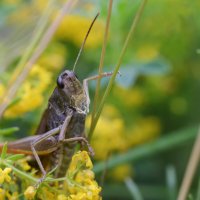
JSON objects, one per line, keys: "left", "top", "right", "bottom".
{"left": 114, "top": 86, "right": 145, "bottom": 107}
{"left": 17, "top": 158, "right": 31, "bottom": 171}
{"left": 127, "top": 117, "right": 161, "bottom": 147}
{"left": 0, "top": 188, "right": 6, "bottom": 200}
{"left": 65, "top": 151, "right": 101, "bottom": 200}
{"left": 57, "top": 194, "right": 68, "bottom": 200}
{"left": 6, "top": 191, "right": 18, "bottom": 200}
{"left": 90, "top": 117, "right": 126, "bottom": 160}
{"left": 38, "top": 42, "right": 67, "bottom": 70}
{"left": 0, "top": 168, "right": 12, "bottom": 184}
{"left": 0, "top": 84, "right": 5, "bottom": 102}
{"left": 38, "top": 187, "right": 55, "bottom": 200}
{"left": 109, "top": 164, "right": 132, "bottom": 181}
{"left": 4, "top": 64, "right": 52, "bottom": 118}
{"left": 56, "top": 15, "right": 104, "bottom": 49}
{"left": 24, "top": 186, "right": 36, "bottom": 200}
{"left": 87, "top": 105, "right": 127, "bottom": 160}
{"left": 136, "top": 45, "right": 159, "bottom": 61}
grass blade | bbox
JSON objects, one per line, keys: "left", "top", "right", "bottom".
{"left": 89, "top": 0, "right": 113, "bottom": 140}
{"left": 166, "top": 165, "right": 177, "bottom": 200}
{"left": 0, "top": 0, "right": 77, "bottom": 118}
{"left": 0, "top": 127, "right": 19, "bottom": 135}
{"left": 89, "top": 0, "right": 148, "bottom": 137}
{"left": 124, "top": 177, "right": 144, "bottom": 200}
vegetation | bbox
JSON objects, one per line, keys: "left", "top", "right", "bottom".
{"left": 0, "top": 0, "right": 199, "bottom": 199}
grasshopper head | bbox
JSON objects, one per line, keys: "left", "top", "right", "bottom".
{"left": 57, "top": 70, "right": 81, "bottom": 94}
{"left": 56, "top": 70, "right": 87, "bottom": 112}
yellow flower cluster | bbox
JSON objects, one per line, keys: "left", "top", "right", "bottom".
{"left": 136, "top": 45, "right": 159, "bottom": 61}
{"left": 126, "top": 117, "right": 161, "bottom": 147}
{"left": 4, "top": 64, "right": 52, "bottom": 118}
{"left": 0, "top": 84, "right": 5, "bottom": 102}
{"left": 55, "top": 15, "right": 104, "bottom": 49}
{"left": 38, "top": 42, "right": 67, "bottom": 70}
{"left": 65, "top": 151, "right": 102, "bottom": 200}
{"left": 0, "top": 168, "right": 12, "bottom": 184}
{"left": 24, "top": 186, "right": 36, "bottom": 200}
{"left": 108, "top": 164, "right": 132, "bottom": 182}
{"left": 0, "top": 168, "right": 18, "bottom": 200}
{"left": 113, "top": 86, "right": 145, "bottom": 107}
{"left": 89, "top": 105, "right": 161, "bottom": 158}
{"left": 87, "top": 105, "right": 161, "bottom": 181}
{"left": 23, "top": 151, "right": 101, "bottom": 200}
{"left": 88, "top": 114, "right": 126, "bottom": 160}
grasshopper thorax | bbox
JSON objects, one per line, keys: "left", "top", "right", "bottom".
{"left": 57, "top": 70, "right": 87, "bottom": 114}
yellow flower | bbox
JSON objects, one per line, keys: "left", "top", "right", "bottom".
{"left": 109, "top": 164, "right": 132, "bottom": 181}
{"left": 0, "top": 188, "right": 6, "bottom": 200}
{"left": 55, "top": 15, "right": 104, "bottom": 49}
{"left": 38, "top": 187, "right": 55, "bottom": 200}
{"left": 65, "top": 151, "right": 102, "bottom": 200}
{"left": 5, "top": 191, "right": 18, "bottom": 200}
{"left": 113, "top": 86, "right": 145, "bottom": 107}
{"left": 57, "top": 194, "right": 68, "bottom": 200}
{"left": 4, "top": 64, "right": 52, "bottom": 118}
{"left": 136, "top": 45, "right": 159, "bottom": 61}
{"left": 0, "top": 84, "right": 5, "bottom": 102}
{"left": 17, "top": 158, "right": 31, "bottom": 171}
{"left": 24, "top": 186, "right": 36, "bottom": 200}
{"left": 38, "top": 42, "right": 67, "bottom": 70}
{"left": 127, "top": 117, "right": 161, "bottom": 147}
{"left": 87, "top": 105, "right": 127, "bottom": 160}
{"left": 0, "top": 168, "right": 12, "bottom": 184}
{"left": 68, "top": 151, "right": 93, "bottom": 173}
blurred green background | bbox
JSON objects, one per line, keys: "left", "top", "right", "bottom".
{"left": 0, "top": 0, "right": 199, "bottom": 199}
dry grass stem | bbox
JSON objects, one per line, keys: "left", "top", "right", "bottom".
{"left": 177, "top": 129, "right": 200, "bottom": 200}
{"left": 0, "top": 0, "right": 77, "bottom": 118}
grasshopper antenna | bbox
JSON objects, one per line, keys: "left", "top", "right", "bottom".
{"left": 72, "top": 12, "right": 100, "bottom": 72}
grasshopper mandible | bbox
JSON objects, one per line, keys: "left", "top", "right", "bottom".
{"left": 0, "top": 13, "right": 113, "bottom": 182}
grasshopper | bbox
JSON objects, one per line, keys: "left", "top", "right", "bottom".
{"left": 0, "top": 13, "right": 113, "bottom": 182}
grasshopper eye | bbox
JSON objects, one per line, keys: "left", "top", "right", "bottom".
{"left": 57, "top": 76, "right": 65, "bottom": 89}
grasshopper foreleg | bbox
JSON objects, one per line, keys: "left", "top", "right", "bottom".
{"left": 58, "top": 110, "right": 73, "bottom": 141}
{"left": 83, "top": 72, "right": 118, "bottom": 112}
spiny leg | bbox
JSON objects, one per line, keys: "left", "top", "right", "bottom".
{"left": 31, "top": 112, "right": 73, "bottom": 186}
{"left": 31, "top": 127, "right": 61, "bottom": 187}
{"left": 62, "top": 136, "right": 94, "bottom": 156}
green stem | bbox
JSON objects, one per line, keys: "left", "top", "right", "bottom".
{"left": 94, "top": 126, "right": 198, "bottom": 173}
{"left": 89, "top": 0, "right": 148, "bottom": 136}
{"left": 89, "top": 0, "right": 113, "bottom": 141}
{"left": 3, "top": 160, "right": 38, "bottom": 183}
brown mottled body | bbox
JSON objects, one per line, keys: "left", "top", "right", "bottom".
{"left": 36, "top": 70, "right": 88, "bottom": 177}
